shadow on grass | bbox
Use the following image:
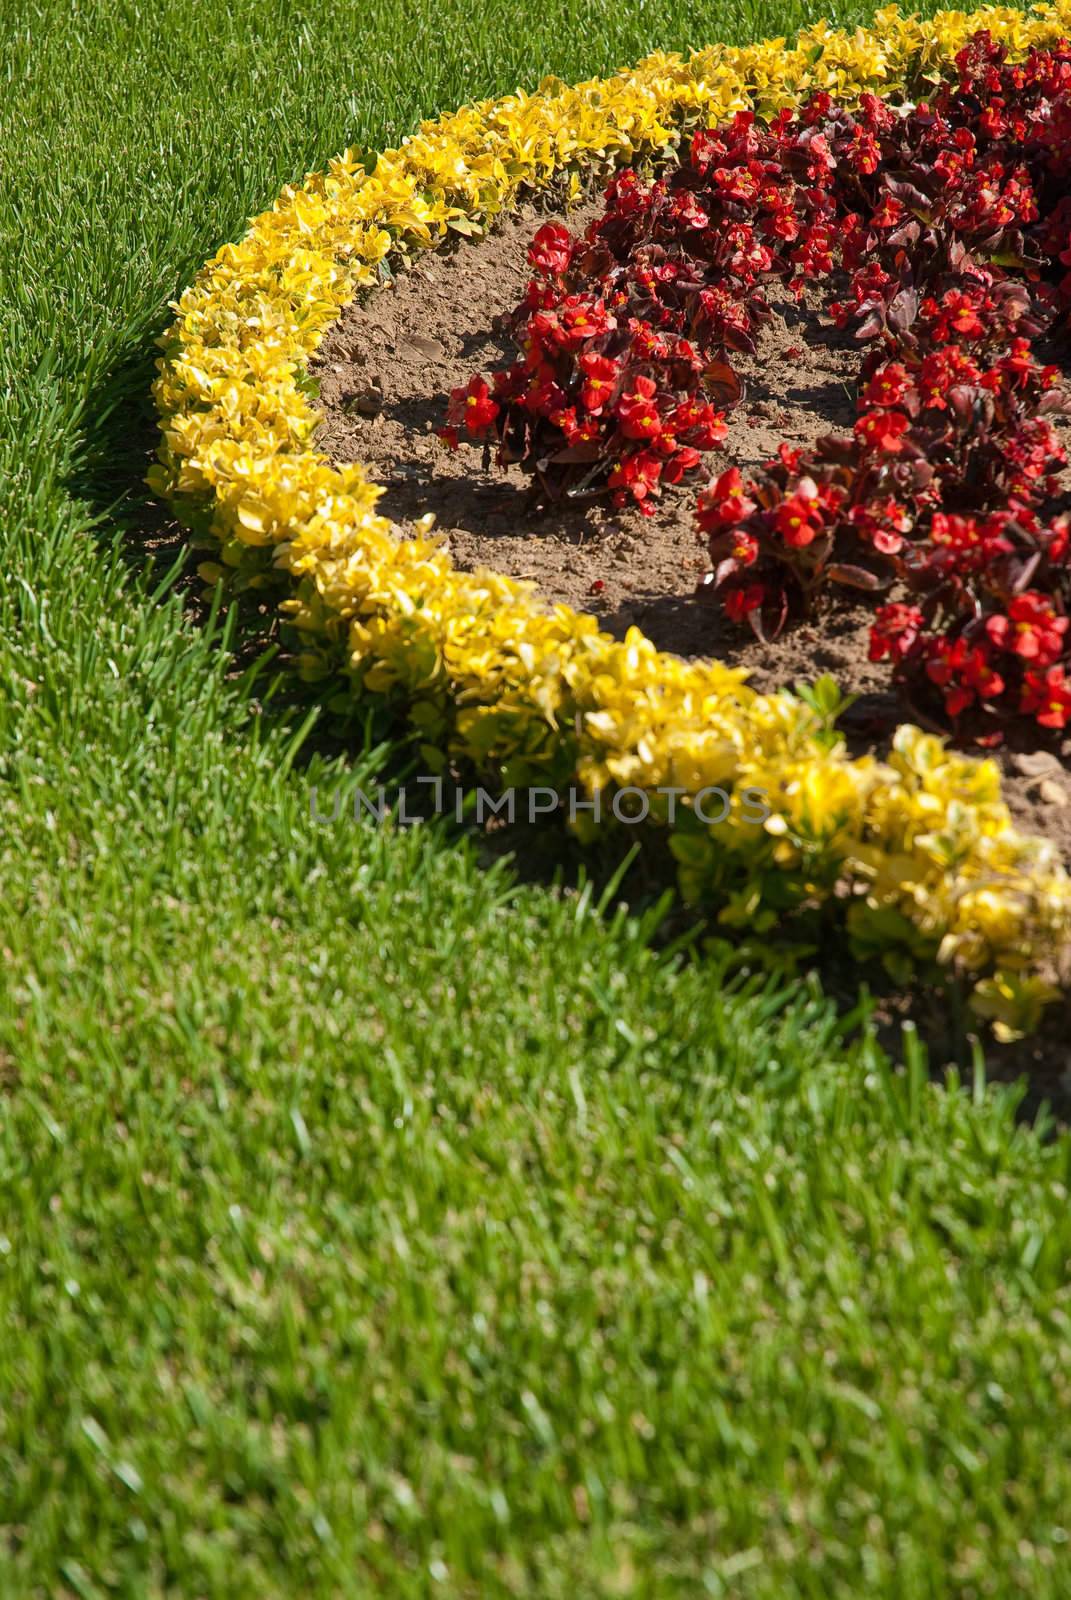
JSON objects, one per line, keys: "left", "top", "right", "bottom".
{"left": 69, "top": 322, "right": 1071, "bottom": 1125}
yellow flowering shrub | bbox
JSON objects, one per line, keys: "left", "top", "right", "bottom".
{"left": 150, "top": 4, "right": 1071, "bottom": 1033}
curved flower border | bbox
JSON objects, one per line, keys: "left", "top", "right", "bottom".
{"left": 151, "top": 3, "right": 1071, "bottom": 1031}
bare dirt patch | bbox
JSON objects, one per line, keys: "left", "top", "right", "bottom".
{"left": 311, "top": 200, "right": 1071, "bottom": 863}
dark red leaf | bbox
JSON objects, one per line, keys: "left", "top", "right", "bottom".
{"left": 826, "top": 564, "right": 891, "bottom": 592}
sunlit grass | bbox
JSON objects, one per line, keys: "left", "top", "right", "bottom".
{"left": 2, "top": 0, "right": 1070, "bottom": 1593}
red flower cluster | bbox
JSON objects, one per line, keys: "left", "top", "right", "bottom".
{"left": 704, "top": 333, "right": 1067, "bottom": 643}
{"left": 694, "top": 34, "right": 1071, "bottom": 736}
{"left": 441, "top": 106, "right": 835, "bottom": 511}
{"left": 870, "top": 507, "right": 1071, "bottom": 730}
{"left": 441, "top": 216, "right": 729, "bottom": 510}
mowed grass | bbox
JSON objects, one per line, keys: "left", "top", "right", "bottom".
{"left": 3, "top": 0, "right": 1071, "bottom": 1594}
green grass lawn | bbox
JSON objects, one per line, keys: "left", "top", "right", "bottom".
{"left": 3, "top": 0, "right": 1071, "bottom": 1593}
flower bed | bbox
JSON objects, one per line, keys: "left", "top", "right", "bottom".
{"left": 452, "top": 35, "right": 1071, "bottom": 742}
{"left": 150, "top": 4, "right": 1071, "bottom": 1036}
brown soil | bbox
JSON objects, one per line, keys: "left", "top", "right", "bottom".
{"left": 311, "top": 199, "right": 1071, "bottom": 866}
